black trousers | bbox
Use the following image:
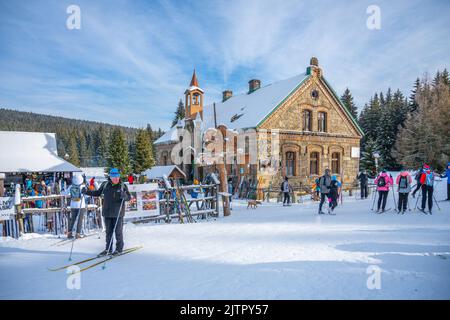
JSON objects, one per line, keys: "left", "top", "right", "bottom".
{"left": 104, "top": 216, "right": 124, "bottom": 252}
{"left": 68, "top": 208, "right": 85, "bottom": 234}
{"left": 421, "top": 185, "right": 434, "bottom": 211}
{"left": 361, "top": 184, "right": 368, "bottom": 199}
{"left": 447, "top": 183, "right": 450, "bottom": 200}
{"left": 377, "top": 191, "right": 389, "bottom": 211}
{"left": 412, "top": 183, "right": 422, "bottom": 196}
{"left": 398, "top": 192, "right": 409, "bottom": 212}
{"left": 283, "top": 192, "right": 291, "bottom": 204}
{"left": 319, "top": 193, "right": 330, "bottom": 211}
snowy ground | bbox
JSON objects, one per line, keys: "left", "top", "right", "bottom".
{"left": 1, "top": 178, "right": 449, "bottom": 300}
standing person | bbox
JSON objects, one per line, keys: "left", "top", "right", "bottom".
{"left": 419, "top": 164, "right": 435, "bottom": 214}
{"left": 357, "top": 170, "right": 369, "bottom": 199}
{"left": 63, "top": 173, "right": 87, "bottom": 239}
{"left": 412, "top": 165, "right": 424, "bottom": 198}
{"left": 83, "top": 168, "right": 131, "bottom": 256}
{"left": 318, "top": 169, "right": 332, "bottom": 214}
{"left": 441, "top": 162, "right": 450, "bottom": 201}
{"left": 396, "top": 171, "right": 412, "bottom": 214}
{"left": 128, "top": 174, "right": 134, "bottom": 185}
{"left": 328, "top": 175, "right": 341, "bottom": 213}
{"left": 374, "top": 169, "right": 393, "bottom": 213}
{"left": 281, "top": 177, "right": 291, "bottom": 206}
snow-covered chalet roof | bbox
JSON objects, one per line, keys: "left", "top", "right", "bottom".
{"left": 0, "top": 131, "right": 81, "bottom": 173}
{"left": 142, "top": 165, "right": 186, "bottom": 180}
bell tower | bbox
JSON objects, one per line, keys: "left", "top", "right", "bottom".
{"left": 185, "top": 69, "right": 204, "bottom": 120}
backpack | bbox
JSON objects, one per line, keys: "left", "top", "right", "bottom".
{"left": 70, "top": 184, "right": 81, "bottom": 201}
{"left": 377, "top": 176, "right": 386, "bottom": 187}
{"left": 425, "top": 172, "right": 434, "bottom": 186}
{"left": 399, "top": 176, "right": 408, "bottom": 189}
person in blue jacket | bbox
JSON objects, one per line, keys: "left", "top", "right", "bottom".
{"left": 441, "top": 162, "right": 450, "bottom": 201}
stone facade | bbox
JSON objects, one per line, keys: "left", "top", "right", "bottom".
{"left": 155, "top": 58, "right": 363, "bottom": 191}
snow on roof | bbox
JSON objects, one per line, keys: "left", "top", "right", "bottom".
{"left": 154, "top": 123, "right": 181, "bottom": 145}
{"left": 0, "top": 131, "right": 81, "bottom": 173}
{"left": 79, "top": 167, "right": 107, "bottom": 181}
{"left": 142, "top": 165, "right": 186, "bottom": 179}
{"left": 202, "top": 73, "right": 309, "bottom": 129}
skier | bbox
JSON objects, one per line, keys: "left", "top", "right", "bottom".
{"left": 357, "top": 170, "right": 369, "bottom": 199}
{"left": 374, "top": 169, "right": 393, "bottom": 213}
{"left": 419, "top": 164, "right": 435, "bottom": 214}
{"left": 83, "top": 168, "right": 131, "bottom": 256}
{"left": 441, "top": 162, "right": 450, "bottom": 201}
{"left": 396, "top": 170, "right": 412, "bottom": 214}
{"left": 328, "top": 175, "right": 341, "bottom": 213}
{"left": 412, "top": 165, "right": 424, "bottom": 198}
{"left": 63, "top": 173, "right": 87, "bottom": 239}
{"left": 281, "top": 176, "right": 292, "bottom": 206}
{"left": 318, "top": 169, "right": 332, "bottom": 214}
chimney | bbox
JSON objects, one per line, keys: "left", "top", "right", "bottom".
{"left": 222, "top": 90, "right": 233, "bottom": 102}
{"left": 248, "top": 79, "right": 261, "bottom": 93}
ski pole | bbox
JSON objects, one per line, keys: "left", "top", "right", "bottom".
{"left": 414, "top": 187, "right": 422, "bottom": 211}
{"left": 371, "top": 188, "right": 378, "bottom": 211}
{"left": 102, "top": 197, "right": 125, "bottom": 270}
{"left": 391, "top": 187, "right": 398, "bottom": 212}
{"left": 433, "top": 193, "right": 441, "bottom": 211}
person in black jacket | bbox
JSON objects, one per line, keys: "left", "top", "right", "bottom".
{"left": 357, "top": 170, "right": 369, "bottom": 199}
{"left": 84, "top": 168, "right": 131, "bottom": 256}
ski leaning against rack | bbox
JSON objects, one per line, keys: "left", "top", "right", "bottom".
{"left": 48, "top": 246, "right": 142, "bottom": 272}
{"left": 178, "top": 186, "right": 195, "bottom": 223}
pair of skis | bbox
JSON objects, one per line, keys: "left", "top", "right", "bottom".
{"left": 51, "top": 232, "right": 99, "bottom": 247}
{"left": 48, "top": 246, "right": 143, "bottom": 273}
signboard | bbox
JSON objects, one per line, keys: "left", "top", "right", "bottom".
{"left": 125, "top": 183, "right": 159, "bottom": 220}
{"left": 351, "top": 147, "right": 360, "bottom": 158}
{"left": 0, "top": 197, "right": 15, "bottom": 221}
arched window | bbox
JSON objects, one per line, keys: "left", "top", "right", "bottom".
{"left": 310, "top": 152, "right": 319, "bottom": 175}
{"left": 285, "top": 152, "right": 295, "bottom": 176}
{"left": 331, "top": 152, "right": 340, "bottom": 174}
{"left": 318, "top": 112, "right": 327, "bottom": 132}
{"left": 303, "top": 110, "right": 312, "bottom": 131}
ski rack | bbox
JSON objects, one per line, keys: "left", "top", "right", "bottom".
{"left": 131, "top": 174, "right": 220, "bottom": 225}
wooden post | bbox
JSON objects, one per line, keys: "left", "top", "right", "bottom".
{"left": 218, "top": 162, "right": 231, "bottom": 216}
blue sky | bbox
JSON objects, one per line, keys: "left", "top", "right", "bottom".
{"left": 0, "top": 0, "right": 449, "bottom": 129}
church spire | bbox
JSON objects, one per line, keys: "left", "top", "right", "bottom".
{"left": 190, "top": 69, "right": 200, "bottom": 87}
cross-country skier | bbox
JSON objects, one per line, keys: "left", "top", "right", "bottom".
{"left": 441, "top": 162, "right": 450, "bottom": 201}
{"left": 412, "top": 165, "right": 424, "bottom": 198}
{"left": 419, "top": 164, "right": 435, "bottom": 214}
{"left": 396, "top": 171, "right": 412, "bottom": 214}
{"left": 328, "top": 175, "right": 341, "bottom": 213}
{"left": 83, "top": 168, "right": 131, "bottom": 256}
{"left": 62, "top": 173, "right": 87, "bottom": 239}
{"left": 281, "top": 176, "right": 292, "bottom": 206}
{"left": 318, "top": 169, "right": 332, "bottom": 214}
{"left": 374, "top": 169, "right": 393, "bottom": 213}
{"left": 357, "top": 170, "right": 369, "bottom": 199}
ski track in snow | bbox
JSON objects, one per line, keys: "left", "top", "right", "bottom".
{"left": 1, "top": 180, "right": 449, "bottom": 299}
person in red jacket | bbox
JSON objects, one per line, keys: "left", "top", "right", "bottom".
{"left": 419, "top": 164, "right": 435, "bottom": 214}
{"left": 128, "top": 174, "right": 134, "bottom": 185}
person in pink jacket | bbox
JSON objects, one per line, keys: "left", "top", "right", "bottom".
{"left": 396, "top": 171, "right": 412, "bottom": 214}
{"left": 374, "top": 170, "right": 394, "bottom": 212}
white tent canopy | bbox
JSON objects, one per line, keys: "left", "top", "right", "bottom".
{"left": 0, "top": 131, "right": 81, "bottom": 173}
{"left": 142, "top": 165, "right": 186, "bottom": 180}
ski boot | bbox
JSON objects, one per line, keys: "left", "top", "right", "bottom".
{"left": 318, "top": 210, "right": 325, "bottom": 215}
{"left": 112, "top": 249, "right": 123, "bottom": 256}
{"left": 75, "top": 233, "right": 83, "bottom": 239}
{"left": 67, "top": 232, "right": 74, "bottom": 239}
{"left": 97, "top": 249, "right": 113, "bottom": 257}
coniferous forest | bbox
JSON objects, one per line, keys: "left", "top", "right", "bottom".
{"left": 0, "top": 108, "right": 164, "bottom": 174}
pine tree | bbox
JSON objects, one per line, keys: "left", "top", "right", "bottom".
{"left": 171, "top": 99, "right": 185, "bottom": 127}
{"left": 409, "top": 78, "right": 421, "bottom": 113}
{"left": 360, "top": 138, "right": 382, "bottom": 175}
{"left": 340, "top": 88, "right": 358, "bottom": 119}
{"left": 107, "top": 128, "right": 130, "bottom": 176}
{"left": 66, "top": 132, "right": 80, "bottom": 167}
{"left": 133, "top": 129, "right": 155, "bottom": 174}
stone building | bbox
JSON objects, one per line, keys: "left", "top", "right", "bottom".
{"left": 154, "top": 57, "right": 363, "bottom": 190}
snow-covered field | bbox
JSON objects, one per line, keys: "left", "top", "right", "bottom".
{"left": 1, "top": 179, "right": 449, "bottom": 300}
